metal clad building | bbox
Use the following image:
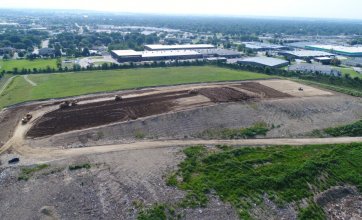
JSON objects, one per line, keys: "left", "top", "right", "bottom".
{"left": 111, "top": 49, "right": 203, "bottom": 62}
{"left": 279, "top": 50, "right": 334, "bottom": 60}
{"left": 306, "top": 45, "right": 362, "bottom": 57}
{"left": 144, "top": 44, "right": 215, "bottom": 51}
{"left": 238, "top": 57, "right": 289, "bottom": 68}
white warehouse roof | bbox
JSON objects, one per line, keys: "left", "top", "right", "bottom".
{"left": 308, "top": 45, "right": 362, "bottom": 53}
{"left": 112, "top": 50, "right": 142, "bottom": 57}
{"left": 281, "top": 50, "right": 334, "bottom": 58}
{"left": 239, "top": 57, "right": 289, "bottom": 67}
{"left": 145, "top": 44, "right": 215, "bottom": 50}
{"left": 142, "top": 50, "right": 201, "bottom": 58}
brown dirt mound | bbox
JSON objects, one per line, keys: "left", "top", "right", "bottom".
{"left": 236, "top": 82, "right": 292, "bottom": 98}
{"left": 27, "top": 90, "right": 194, "bottom": 138}
{"left": 197, "top": 87, "right": 253, "bottom": 102}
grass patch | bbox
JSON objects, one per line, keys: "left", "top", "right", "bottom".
{"left": 135, "top": 131, "right": 146, "bottom": 139}
{"left": 324, "top": 120, "right": 362, "bottom": 137}
{"left": 68, "top": 163, "right": 91, "bottom": 171}
{"left": 0, "top": 66, "right": 272, "bottom": 108}
{"left": 0, "top": 59, "right": 57, "bottom": 72}
{"left": 336, "top": 67, "right": 362, "bottom": 79}
{"left": 298, "top": 201, "right": 325, "bottom": 220}
{"left": 196, "top": 122, "right": 270, "bottom": 139}
{"left": 168, "top": 143, "right": 362, "bottom": 219}
{"left": 18, "top": 164, "right": 49, "bottom": 181}
{"left": 137, "top": 204, "right": 179, "bottom": 220}
{"left": 309, "top": 120, "right": 362, "bottom": 137}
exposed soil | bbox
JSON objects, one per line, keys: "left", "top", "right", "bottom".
{"left": 27, "top": 90, "right": 195, "bottom": 138}
{"left": 0, "top": 105, "right": 37, "bottom": 147}
{"left": 197, "top": 87, "right": 254, "bottom": 102}
{"left": 27, "top": 84, "right": 285, "bottom": 138}
{"left": 315, "top": 186, "right": 362, "bottom": 220}
{"left": 236, "top": 82, "right": 293, "bottom": 98}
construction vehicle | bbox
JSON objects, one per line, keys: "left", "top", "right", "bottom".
{"left": 188, "top": 89, "right": 198, "bottom": 95}
{"left": 21, "top": 113, "right": 33, "bottom": 124}
{"left": 70, "top": 99, "right": 78, "bottom": 107}
{"left": 298, "top": 87, "right": 304, "bottom": 91}
{"left": 59, "top": 101, "right": 70, "bottom": 109}
{"left": 115, "top": 95, "right": 123, "bottom": 101}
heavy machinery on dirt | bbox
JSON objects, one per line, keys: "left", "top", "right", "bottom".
{"left": 21, "top": 113, "right": 33, "bottom": 124}
{"left": 59, "top": 100, "right": 78, "bottom": 109}
{"left": 115, "top": 95, "right": 123, "bottom": 101}
{"left": 188, "top": 89, "right": 199, "bottom": 95}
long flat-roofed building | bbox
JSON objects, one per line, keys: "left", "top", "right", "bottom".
{"left": 111, "top": 49, "right": 203, "bottom": 62}
{"left": 279, "top": 50, "right": 334, "bottom": 60}
{"left": 243, "top": 42, "right": 289, "bottom": 51}
{"left": 144, "top": 44, "right": 215, "bottom": 51}
{"left": 195, "top": 49, "right": 241, "bottom": 58}
{"left": 111, "top": 50, "right": 143, "bottom": 62}
{"left": 141, "top": 50, "right": 202, "bottom": 61}
{"left": 306, "top": 45, "right": 362, "bottom": 57}
{"left": 237, "top": 57, "right": 289, "bottom": 68}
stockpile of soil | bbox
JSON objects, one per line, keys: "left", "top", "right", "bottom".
{"left": 197, "top": 87, "right": 253, "bottom": 102}
{"left": 27, "top": 90, "right": 194, "bottom": 138}
{"left": 237, "top": 82, "right": 292, "bottom": 98}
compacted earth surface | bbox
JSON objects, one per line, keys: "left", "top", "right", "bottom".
{"left": 0, "top": 79, "right": 361, "bottom": 220}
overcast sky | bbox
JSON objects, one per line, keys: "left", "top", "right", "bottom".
{"left": 1, "top": 0, "right": 362, "bottom": 20}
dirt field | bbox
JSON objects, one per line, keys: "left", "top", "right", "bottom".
{"left": 26, "top": 82, "right": 297, "bottom": 138}
{"left": 26, "top": 90, "right": 191, "bottom": 138}
{"left": 235, "top": 82, "right": 293, "bottom": 98}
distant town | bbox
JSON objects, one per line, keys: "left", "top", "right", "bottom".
{"left": 0, "top": 10, "right": 361, "bottom": 78}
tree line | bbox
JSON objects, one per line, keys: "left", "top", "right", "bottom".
{"left": 49, "top": 32, "right": 159, "bottom": 57}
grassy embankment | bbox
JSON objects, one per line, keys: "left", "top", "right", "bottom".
{"left": 166, "top": 143, "right": 362, "bottom": 219}
{"left": 0, "top": 66, "right": 272, "bottom": 108}
{"left": 310, "top": 120, "right": 362, "bottom": 137}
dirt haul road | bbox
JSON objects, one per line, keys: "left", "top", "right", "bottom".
{"left": 3, "top": 136, "right": 362, "bottom": 163}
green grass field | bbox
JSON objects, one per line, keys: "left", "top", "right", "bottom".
{"left": 168, "top": 143, "right": 362, "bottom": 219}
{"left": 0, "top": 66, "right": 272, "bottom": 108}
{"left": 0, "top": 59, "right": 57, "bottom": 72}
{"left": 336, "top": 67, "right": 362, "bottom": 79}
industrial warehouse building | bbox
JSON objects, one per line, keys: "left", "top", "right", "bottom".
{"left": 111, "top": 47, "right": 241, "bottom": 63}
{"left": 195, "top": 49, "right": 241, "bottom": 58}
{"left": 243, "top": 42, "right": 289, "bottom": 51}
{"left": 237, "top": 57, "right": 289, "bottom": 68}
{"left": 305, "top": 45, "right": 362, "bottom": 57}
{"left": 279, "top": 50, "right": 334, "bottom": 60}
{"left": 111, "top": 50, "right": 203, "bottom": 62}
{"left": 144, "top": 44, "right": 215, "bottom": 51}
